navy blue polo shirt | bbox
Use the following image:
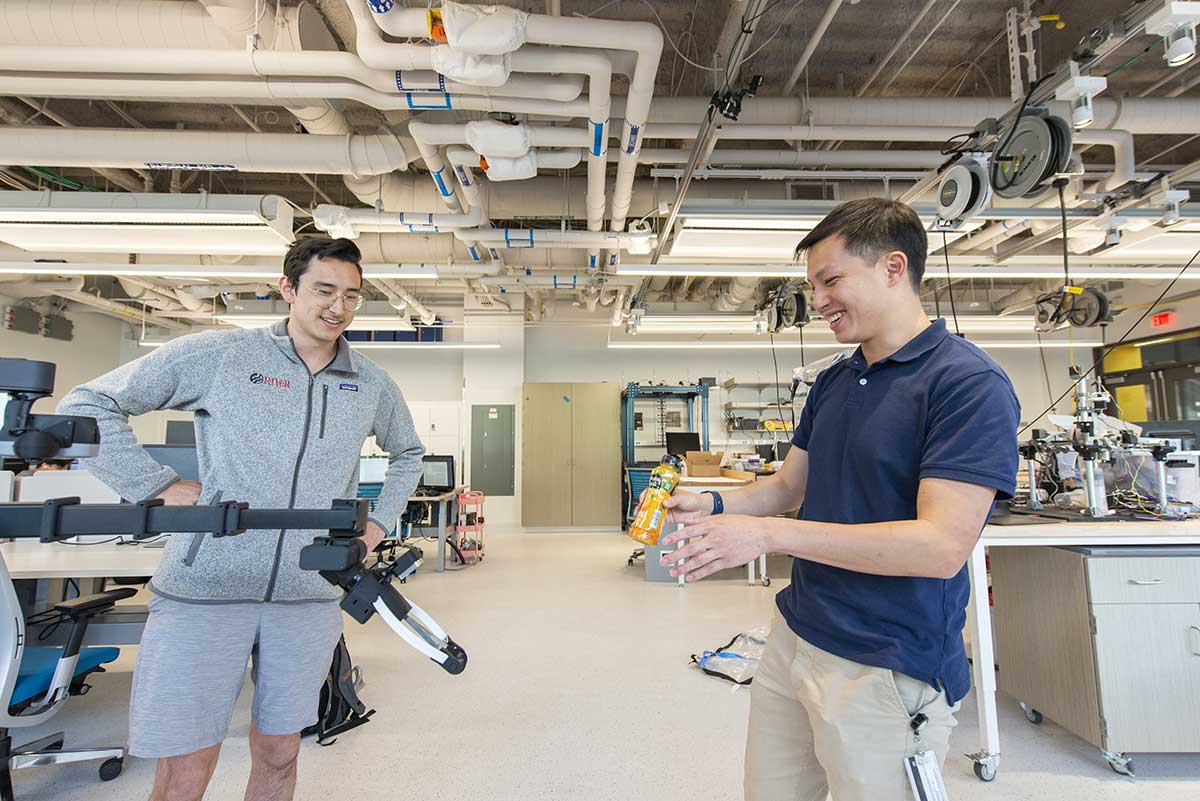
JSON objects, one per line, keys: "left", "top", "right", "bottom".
{"left": 779, "top": 319, "right": 1019, "bottom": 705}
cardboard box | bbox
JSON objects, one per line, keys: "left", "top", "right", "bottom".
{"left": 685, "top": 451, "right": 724, "bottom": 477}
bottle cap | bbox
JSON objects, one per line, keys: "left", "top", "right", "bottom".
{"left": 662, "top": 454, "right": 685, "bottom": 471}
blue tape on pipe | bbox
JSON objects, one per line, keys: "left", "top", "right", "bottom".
{"left": 468, "top": 246, "right": 481, "bottom": 261}
{"left": 432, "top": 169, "right": 452, "bottom": 197}
{"left": 368, "top": 0, "right": 394, "bottom": 12}
{"left": 589, "top": 254, "right": 598, "bottom": 268}
{"left": 624, "top": 123, "right": 640, "bottom": 155}
{"left": 489, "top": 248, "right": 500, "bottom": 259}
{"left": 590, "top": 120, "right": 606, "bottom": 156}
{"left": 405, "top": 92, "right": 452, "bottom": 110}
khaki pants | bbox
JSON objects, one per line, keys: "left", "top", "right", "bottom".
{"left": 744, "top": 608, "right": 959, "bottom": 801}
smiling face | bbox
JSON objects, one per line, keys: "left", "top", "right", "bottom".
{"left": 805, "top": 233, "right": 914, "bottom": 346}
{"left": 278, "top": 256, "right": 363, "bottom": 345}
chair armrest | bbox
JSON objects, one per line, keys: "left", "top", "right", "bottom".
{"left": 53, "top": 587, "right": 137, "bottom": 618}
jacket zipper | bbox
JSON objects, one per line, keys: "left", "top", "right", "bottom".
{"left": 263, "top": 374, "right": 315, "bottom": 602}
{"left": 319, "top": 384, "right": 328, "bottom": 439}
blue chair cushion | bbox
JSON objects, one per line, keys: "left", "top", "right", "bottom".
{"left": 10, "top": 647, "right": 120, "bottom": 707}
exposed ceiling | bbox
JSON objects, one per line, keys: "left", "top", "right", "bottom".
{"left": 0, "top": 0, "right": 1198, "bottom": 339}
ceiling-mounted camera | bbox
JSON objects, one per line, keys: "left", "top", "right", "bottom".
{"left": 713, "top": 75, "right": 764, "bottom": 122}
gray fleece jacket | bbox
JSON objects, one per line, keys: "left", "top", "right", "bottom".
{"left": 57, "top": 320, "right": 425, "bottom": 604}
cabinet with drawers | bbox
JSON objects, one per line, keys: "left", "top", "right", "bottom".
{"left": 991, "top": 545, "right": 1200, "bottom": 766}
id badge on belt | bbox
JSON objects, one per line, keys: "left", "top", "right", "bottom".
{"left": 904, "top": 713, "right": 950, "bottom": 801}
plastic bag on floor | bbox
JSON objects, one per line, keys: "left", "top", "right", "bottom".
{"left": 690, "top": 626, "right": 769, "bottom": 686}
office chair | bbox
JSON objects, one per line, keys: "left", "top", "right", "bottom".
{"left": 0, "top": 553, "right": 131, "bottom": 800}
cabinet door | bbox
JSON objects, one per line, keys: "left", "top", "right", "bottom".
{"left": 1092, "top": 603, "right": 1200, "bottom": 753}
{"left": 569, "top": 383, "right": 621, "bottom": 525}
{"left": 407, "top": 403, "right": 433, "bottom": 438}
{"left": 427, "top": 404, "right": 460, "bottom": 437}
{"left": 521, "top": 384, "right": 573, "bottom": 527}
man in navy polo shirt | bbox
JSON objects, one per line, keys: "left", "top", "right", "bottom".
{"left": 658, "top": 198, "right": 1020, "bottom": 800}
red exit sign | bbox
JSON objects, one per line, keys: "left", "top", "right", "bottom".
{"left": 1151, "top": 310, "right": 1177, "bottom": 329}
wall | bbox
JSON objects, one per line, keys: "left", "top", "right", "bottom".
{"left": 0, "top": 294, "right": 126, "bottom": 409}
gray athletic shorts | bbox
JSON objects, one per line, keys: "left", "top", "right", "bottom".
{"left": 128, "top": 594, "right": 344, "bottom": 758}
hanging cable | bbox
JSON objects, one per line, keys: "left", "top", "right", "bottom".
{"left": 1017, "top": 244, "right": 1200, "bottom": 437}
{"left": 940, "top": 230, "right": 960, "bottom": 335}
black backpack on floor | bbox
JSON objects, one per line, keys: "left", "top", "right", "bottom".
{"left": 302, "top": 635, "right": 375, "bottom": 746}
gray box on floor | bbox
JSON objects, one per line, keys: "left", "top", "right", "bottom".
{"left": 991, "top": 545, "right": 1200, "bottom": 757}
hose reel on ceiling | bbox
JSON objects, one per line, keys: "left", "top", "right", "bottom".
{"left": 758, "top": 282, "right": 807, "bottom": 334}
{"left": 1033, "top": 285, "right": 1113, "bottom": 333}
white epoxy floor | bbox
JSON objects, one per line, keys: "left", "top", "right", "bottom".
{"left": 12, "top": 529, "right": 1200, "bottom": 800}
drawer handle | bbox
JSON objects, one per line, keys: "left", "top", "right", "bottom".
{"left": 1191, "top": 626, "right": 1200, "bottom": 657}
{"left": 1128, "top": 578, "right": 1164, "bottom": 586}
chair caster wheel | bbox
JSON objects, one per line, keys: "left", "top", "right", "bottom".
{"left": 761, "top": 577, "right": 771, "bottom": 587}
{"left": 99, "top": 757, "right": 123, "bottom": 782}
{"left": 973, "top": 761, "right": 996, "bottom": 782}
{"left": 1020, "top": 702, "right": 1043, "bottom": 725}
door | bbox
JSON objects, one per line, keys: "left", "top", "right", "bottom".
{"left": 522, "top": 384, "right": 573, "bottom": 526}
{"left": 1162, "top": 364, "right": 1200, "bottom": 421}
{"left": 470, "top": 405, "right": 514, "bottom": 496}
{"left": 1092, "top": 603, "right": 1200, "bottom": 753}
{"left": 569, "top": 383, "right": 621, "bottom": 525}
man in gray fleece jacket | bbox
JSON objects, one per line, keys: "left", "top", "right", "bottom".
{"left": 58, "top": 238, "right": 425, "bottom": 801}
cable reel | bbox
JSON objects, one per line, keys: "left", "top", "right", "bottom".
{"left": 761, "top": 283, "right": 808, "bottom": 334}
{"left": 935, "top": 153, "right": 992, "bottom": 229}
{"left": 1033, "top": 285, "right": 1112, "bottom": 333}
{"left": 990, "top": 111, "right": 1073, "bottom": 199}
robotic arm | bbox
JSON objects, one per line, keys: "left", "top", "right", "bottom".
{"left": 299, "top": 536, "right": 467, "bottom": 674}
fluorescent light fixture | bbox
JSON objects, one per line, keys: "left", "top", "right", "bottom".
{"left": 616, "top": 263, "right": 1200, "bottom": 281}
{"left": 215, "top": 300, "right": 415, "bottom": 331}
{"left": 0, "top": 261, "right": 442, "bottom": 280}
{"left": 638, "top": 313, "right": 1042, "bottom": 334}
{"left": 351, "top": 342, "right": 500, "bottom": 349}
{"left": 683, "top": 217, "right": 815, "bottom": 230}
{"left": 607, "top": 339, "right": 1102, "bottom": 350}
{"left": 0, "top": 192, "right": 295, "bottom": 255}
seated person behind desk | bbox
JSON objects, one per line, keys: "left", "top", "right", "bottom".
{"left": 15, "top": 458, "right": 72, "bottom": 477}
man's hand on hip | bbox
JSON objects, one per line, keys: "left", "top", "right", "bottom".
{"left": 156, "top": 479, "right": 201, "bottom": 506}
{"left": 361, "top": 521, "right": 388, "bottom": 553}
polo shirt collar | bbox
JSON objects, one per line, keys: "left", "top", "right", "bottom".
{"left": 269, "top": 318, "right": 357, "bottom": 374}
{"left": 846, "top": 318, "right": 949, "bottom": 370}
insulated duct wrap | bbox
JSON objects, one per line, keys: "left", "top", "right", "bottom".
{"left": 441, "top": 2, "right": 529, "bottom": 55}
{"left": 429, "top": 46, "right": 510, "bottom": 86}
{"left": 465, "top": 119, "right": 530, "bottom": 157}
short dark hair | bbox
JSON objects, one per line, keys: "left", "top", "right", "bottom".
{"left": 794, "top": 198, "right": 927, "bottom": 292}
{"left": 282, "top": 238, "right": 363, "bottom": 287}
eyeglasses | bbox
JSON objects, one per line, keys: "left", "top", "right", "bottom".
{"left": 299, "top": 281, "right": 365, "bottom": 311}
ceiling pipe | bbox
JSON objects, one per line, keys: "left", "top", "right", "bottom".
{"left": 631, "top": 149, "right": 946, "bottom": 168}
{"left": 383, "top": 281, "right": 437, "bottom": 325}
{"left": 365, "top": 1, "right": 661, "bottom": 236}
{"left": 0, "top": 126, "right": 413, "bottom": 175}
{"left": 56, "top": 289, "right": 192, "bottom": 331}
{"left": 713, "top": 277, "right": 759, "bottom": 312}
{"left": 463, "top": 228, "right": 654, "bottom": 252}
{"left": 641, "top": 123, "right": 966, "bottom": 142}
{"left": 0, "top": 276, "right": 85, "bottom": 297}
{"left": 0, "top": 0, "right": 235, "bottom": 48}
{"left": 782, "top": 0, "right": 844, "bottom": 95}
{"left": 1073, "top": 129, "right": 1136, "bottom": 192}
{"left": 446, "top": 145, "right": 584, "bottom": 173}
{"left": 313, "top": 203, "right": 484, "bottom": 234}
{"left": 409, "top": 121, "right": 591, "bottom": 153}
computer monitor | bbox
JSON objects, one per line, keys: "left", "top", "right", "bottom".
{"left": 665, "top": 431, "right": 701, "bottom": 456}
{"left": 418, "top": 455, "right": 455, "bottom": 492}
{"left": 143, "top": 444, "right": 200, "bottom": 482}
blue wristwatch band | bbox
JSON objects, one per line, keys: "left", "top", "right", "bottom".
{"left": 703, "top": 490, "right": 724, "bottom": 515}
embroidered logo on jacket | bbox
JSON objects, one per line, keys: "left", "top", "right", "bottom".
{"left": 249, "top": 372, "right": 292, "bottom": 389}
{"left": 339, "top": 383, "right": 359, "bottom": 392}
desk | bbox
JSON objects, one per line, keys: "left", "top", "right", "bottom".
{"left": 406, "top": 486, "right": 464, "bottom": 573}
{"left": 966, "top": 519, "right": 1200, "bottom": 782}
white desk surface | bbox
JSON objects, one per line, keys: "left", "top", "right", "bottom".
{"left": 0, "top": 541, "right": 163, "bottom": 580}
{"left": 982, "top": 518, "right": 1200, "bottom": 546}
{"left": 679, "top": 476, "right": 752, "bottom": 487}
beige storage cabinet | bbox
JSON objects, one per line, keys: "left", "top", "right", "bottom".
{"left": 990, "top": 545, "right": 1200, "bottom": 775}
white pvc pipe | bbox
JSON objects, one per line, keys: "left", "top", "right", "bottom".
{"left": 314, "top": 203, "right": 484, "bottom": 232}
{"left": 0, "top": 73, "right": 591, "bottom": 118}
{"left": 782, "top": 0, "right": 844, "bottom": 95}
{"left": 631, "top": 149, "right": 946, "bottom": 168}
{"left": 1073, "top": 129, "right": 1136, "bottom": 192}
{"left": 0, "top": 45, "right": 582, "bottom": 102}
{"left": 445, "top": 146, "right": 583, "bottom": 171}
{"left": 0, "top": 0, "right": 236, "bottom": 48}
{"left": 0, "top": 126, "right": 412, "bottom": 175}
{"left": 642, "top": 123, "right": 966, "bottom": 142}
{"left": 713, "top": 277, "right": 759, "bottom": 312}
{"left": 409, "top": 121, "right": 590, "bottom": 151}
{"left": 464, "top": 228, "right": 654, "bottom": 253}
{"left": 477, "top": 275, "right": 641, "bottom": 288}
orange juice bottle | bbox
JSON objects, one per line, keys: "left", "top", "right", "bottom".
{"left": 629, "top": 454, "right": 684, "bottom": 546}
